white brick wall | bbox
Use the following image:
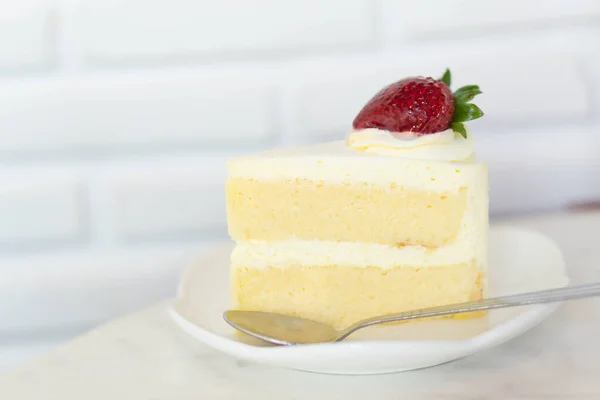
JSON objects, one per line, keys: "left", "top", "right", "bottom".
{"left": 0, "top": 0, "right": 599, "bottom": 367}
{"left": 382, "top": 0, "right": 600, "bottom": 39}
{"left": 112, "top": 159, "right": 229, "bottom": 241}
{"left": 0, "top": 1, "right": 52, "bottom": 70}
{"left": 0, "top": 178, "right": 84, "bottom": 246}
{"left": 0, "top": 73, "right": 273, "bottom": 152}
{"left": 75, "top": 0, "right": 373, "bottom": 61}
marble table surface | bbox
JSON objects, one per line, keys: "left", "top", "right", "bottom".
{"left": 2, "top": 211, "right": 600, "bottom": 400}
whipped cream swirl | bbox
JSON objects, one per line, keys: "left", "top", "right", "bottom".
{"left": 346, "top": 128, "right": 474, "bottom": 161}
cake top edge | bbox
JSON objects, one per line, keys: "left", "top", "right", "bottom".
{"left": 227, "top": 140, "right": 484, "bottom": 166}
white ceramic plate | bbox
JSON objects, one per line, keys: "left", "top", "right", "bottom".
{"left": 169, "top": 227, "right": 568, "bottom": 375}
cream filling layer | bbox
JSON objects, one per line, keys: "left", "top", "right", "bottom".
{"left": 232, "top": 200, "right": 487, "bottom": 270}
{"left": 232, "top": 238, "right": 480, "bottom": 269}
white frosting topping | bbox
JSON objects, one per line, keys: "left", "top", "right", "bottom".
{"left": 347, "top": 128, "right": 474, "bottom": 161}
{"left": 227, "top": 140, "right": 484, "bottom": 192}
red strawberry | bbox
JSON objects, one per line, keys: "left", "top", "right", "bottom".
{"left": 352, "top": 69, "right": 483, "bottom": 138}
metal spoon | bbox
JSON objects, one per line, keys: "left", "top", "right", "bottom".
{"left": 223, "top": 282, "right": 600, "bottom": 345}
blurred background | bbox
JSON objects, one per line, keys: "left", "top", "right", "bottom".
{"left": 0, "top": 0, "right": 599, "bottom": 371}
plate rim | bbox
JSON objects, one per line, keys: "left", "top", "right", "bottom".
{"left": 169, "top": 301, "right": 560, "bottom": 357}
{"left": 169, "top": 226, "right": 568, "bottom": 362}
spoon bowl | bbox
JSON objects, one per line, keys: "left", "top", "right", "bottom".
{"left": 224, "top": 310, "right": 339, "bottom": 345}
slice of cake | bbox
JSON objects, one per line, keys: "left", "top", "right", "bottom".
{"left": 226, "top": 69, "right": 488, "bottom": 330}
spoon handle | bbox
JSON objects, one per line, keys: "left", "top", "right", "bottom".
{"left": 337, "top": 282, "right": 600, "bottom": 341}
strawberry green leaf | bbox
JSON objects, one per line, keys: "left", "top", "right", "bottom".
{"left": 453, "top": 85, "right": 482, "bottom": 103}
{"left": 453, "top": 85, "right": 479, "bottom": 96}
{"left": 451, "top": 122, "right": 467, "bottom": 139}
{"left": 440, "top": 68, "right": 451, "bottom": 87}
{"left": 453, "top": 102, "right": 484, "bottom": 123}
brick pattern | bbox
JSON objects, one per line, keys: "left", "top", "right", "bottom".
{"left": 0, "top": 74, "right": 273, "bottom": 152}
{"left": 382, "top": 0, "right": 600, "bottom": 39}
{"left": 0, "top": 179, "right": 85, "bottom": 247}
{"left": 0, "top": 0, "right": 598, "bottom": 336}
{"left": 75, "top": 0, "right": 373, "bottom": 61}
{"left": 111, "top": 158, "right": 229, "bottom": 241}
{"left": 0, "top": 1, "right": 52, "bottom": 70}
